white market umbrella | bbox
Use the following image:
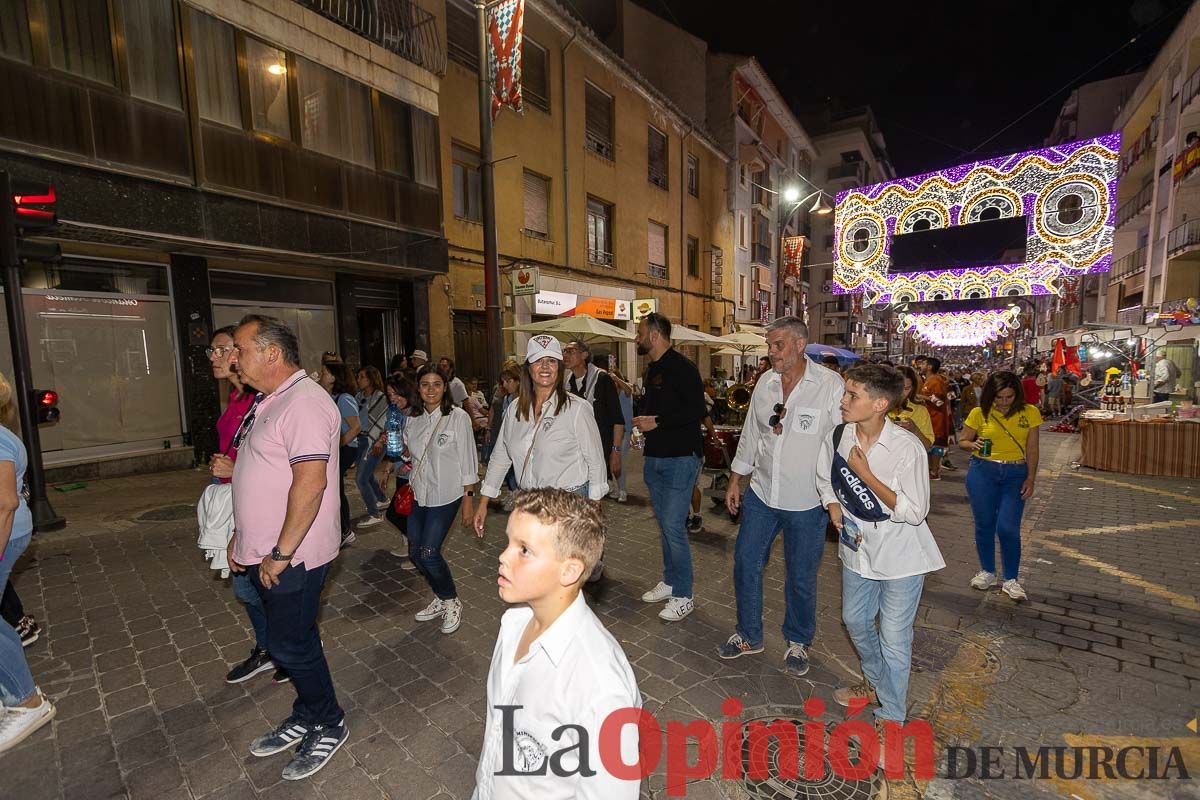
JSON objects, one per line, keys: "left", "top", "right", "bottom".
{"left": 714, "top": 346, "right": 766, "bottom": 357}
{"left": 504, "top": 313, "right": 634, "bottom": 343}
{"left": 717, "top": 331, "right": 768, "bottom": 354}
{"left": 671, "top": 327, "right": 729, "bottom": 347}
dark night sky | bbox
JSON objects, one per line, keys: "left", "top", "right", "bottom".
{"left": 605, "top": 0, "right": 1191, "bottom": 176}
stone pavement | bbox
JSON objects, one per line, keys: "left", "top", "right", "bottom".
{"left": 2, "top": 432, "right": 1198, "bottom": 800}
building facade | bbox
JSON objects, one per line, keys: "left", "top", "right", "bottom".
{"left": 802, "top": 107, "right": 896, "bottom": 352}
{"left": 705, "top": 55, "right": 817, "bottom": 328}
{"left": 0, "top": 0, "right": 447, "bottom": 475}
{"left": 436, "top": 0, "right": 733, "bottom": 379}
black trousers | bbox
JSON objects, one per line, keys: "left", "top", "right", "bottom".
{"left": 1, "top": 580, "right": 24, "bottom": 627}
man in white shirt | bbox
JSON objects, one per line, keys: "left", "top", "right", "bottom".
{"left": 1153, "top": 356, "right": 1180, "bottom": 402}
{"left": 473, "top": 489, "right": 640, "bottom": 799}
{"left": 816, "top": 364, "right": 944, "bottom": 756}
{"left": 720, "top": 317, "right": 844, "bottom": 676}
{"left": 438, "top": 356, "right": 470, "bottom": 405}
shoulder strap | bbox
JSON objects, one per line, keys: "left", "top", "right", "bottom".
{"left": 519, "top": 407, "right": 548, "bottom": 487}
{"left": 988, "top": 412, "right": 1026, "bottom": 455}
{"left": 833, "top": 423, "right": 846, "bottom": 450}
{"left": 410, "top": 413, "right": 451, "bottom": 483}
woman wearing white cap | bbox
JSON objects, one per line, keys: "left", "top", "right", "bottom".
{"left": 474, "top": 335, "right": 609, "bottom": 534}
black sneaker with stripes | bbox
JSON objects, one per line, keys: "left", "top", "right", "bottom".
{"left": 249, "top": 715, "right": 311, "bottom": 758}
{"left": 282, "top": 721, "right": 349, "bottom": 780}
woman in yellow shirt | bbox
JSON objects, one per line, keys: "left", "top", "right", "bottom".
{"left": 890, "top": 366, "right": 934, "bottom": 449}
{"left": 958, "top": 371, "right": 1041, "bottom": 602}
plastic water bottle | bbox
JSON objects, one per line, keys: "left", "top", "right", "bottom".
{"left": 631, "top": 428, "right": 645, "bottom": 450}
{"left": 385, "top": 408, "right": 405, "bottom": 459}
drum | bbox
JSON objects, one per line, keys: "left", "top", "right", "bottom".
{"left": 703, "top": 425, "right": 741, "bottom": 469}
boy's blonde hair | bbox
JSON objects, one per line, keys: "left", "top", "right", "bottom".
{"left": 0, "top": 373, "right": 16, "bottom": 430}
{"left": 511, "top": 488, "right": 605, "bottom": 574}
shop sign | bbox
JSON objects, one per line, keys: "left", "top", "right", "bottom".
{"left": 632, "top": 298, "right": 657, "bottom": 321}
{"left": 512, "top": 266, "right": 539, "bottom": 296}
{"left": 535, "top": 290, "right": 576, "bottom": 315}
{"left": 575, "top": 296, "right": 616, "bottom": 318}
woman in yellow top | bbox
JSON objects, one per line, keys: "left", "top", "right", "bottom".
{"left": 958, "top": 371, "right": 1041, "bottom": 602}
{"left": 891, "top": 366, "right": 934, "bottom": 449}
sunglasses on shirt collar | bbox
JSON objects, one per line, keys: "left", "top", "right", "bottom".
{"left": 770, "top": 402, "right": 786, "bottom": 433}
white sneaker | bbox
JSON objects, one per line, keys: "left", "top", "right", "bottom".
{"left": 440, "top": 599, "right": 462, "bottom": 634}
{"left": 415, "top": 597, "right": 446, "bottom": 622}
{"left": 502, "top": 493, "right": 515, "bottom": 512}
{"left": 969, "top": 570, "right": 999, "bottom": 590}
{"left": 0, "top": 689, "right": 55, "bottom": 754}
{"left": 617, "top": 491, "right": 627, "bottom": 503}
{"left": 641, "top": 581, "right": 673, "bottom": 603}
{"left": 1002, "top": 579, "right": 1027, "bottom": 601}
{"left": 658, "top": 597, "right": 694, "bottom": 622}
{"left": 358, "top": 515, "right": 383, "bottom": 528}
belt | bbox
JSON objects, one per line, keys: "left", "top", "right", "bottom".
{"left": 972, "top": 455, "right": 1026, "bottom": 465}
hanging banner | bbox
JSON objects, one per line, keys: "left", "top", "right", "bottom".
{"left": 512, "top": 265, "right": 539, "bottom": 296}
{"left": 534, "top": 290, "right": 576, "bottom": 316}
{"left": 782, "top": 235, "right": 808, "bottom": 282}
{"left": 487, "top": 0, "right": 524, "bottom": 120}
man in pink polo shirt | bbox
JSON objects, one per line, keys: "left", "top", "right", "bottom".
{"left": 227, "top": 315, "right": 347, "bottom": 781}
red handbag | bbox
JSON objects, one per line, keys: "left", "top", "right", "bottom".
{"left": 392, "top": 483, "right": 414, "bottom": 516}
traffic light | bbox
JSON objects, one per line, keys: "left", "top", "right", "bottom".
{"left": 8, "top": 179, "right": 61, "bottom": 264}
{"left": 31, "top": 390, "right": 59, "bottom": 425}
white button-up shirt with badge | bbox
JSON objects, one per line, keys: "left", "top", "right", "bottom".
{"left": 472, "top": 592, "right": 642, "bottom": 800}
{"left": 481, "top": 393, "right": 609, "bottom": 501}
{"left": 403, "top": 405, "right": 479, "bottom": 508}
{"left": 730, "top": 361, "right": 845, "bottom": 511}
{"left": 815, "top": 418, "right": 946, "bottom": 580}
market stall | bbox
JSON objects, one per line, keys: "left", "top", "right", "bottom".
{"left": 1079, "top": 417, "right": 1200, "bottom": 478}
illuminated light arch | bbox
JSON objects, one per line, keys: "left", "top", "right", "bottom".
{"left": 833, "top": 134, "right": 1119, "bottom": 303}
{"left": 897, "top": 307, "right": 1023, "bottom": 347}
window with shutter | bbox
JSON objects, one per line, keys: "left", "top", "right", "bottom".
{"left": 648, "top": 127, "right": 668, "bottom": 189}
{"left": 648, "top": 221, "right": 667, "bottom": 279}
{"left": 584, "top": 82, "right": 614, "bottom": 159}
{"left": 446, "top": 1, "right": 478, "bottom": 71}
{"left": 523, "top": 171, "right": 550, "bottom": 237}
{"left": 524, "top": 38, "right": 549, "bottom": 112}
{"left": 452, "top": 144, "right": 482, "bottom": 222}
{"left": 687, "top": 236, "right": 699, "bottom": 277}
{"left": 687, "top": 154, "right": 700, "bottom": 197}
{"left": 587, "top": 197, "right": 613, "bottom": 265}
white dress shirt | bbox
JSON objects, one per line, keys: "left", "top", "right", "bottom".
{"left": 816, "top": 419, "right": 946, "bottom": 580}
{"left": 472, "top": 592, "right": 641, "bottom": 800}
{"left": 404, "top": 406, "right": 479, "bottom": 508}
{"left": 481, "top": 394, "right": 609, "bottom": 501}
{"left": 730, "top": 361, "right": 845, "bottom": 511}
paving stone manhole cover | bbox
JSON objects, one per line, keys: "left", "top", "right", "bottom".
{"left": 910, "top": 626, "right": 1000, "bottom": 678}
{"left": 740, "top": 716, "right": 884, "bottom": 800}
{"left": 134, "top": 504, "right": 195, "bottom": 522}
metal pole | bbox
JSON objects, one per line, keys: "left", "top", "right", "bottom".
{"left": 0, "top": 172, "right": 63, "bottom": 531}
{"left": 476, "top": 1, "right": 502, "bottom": 391}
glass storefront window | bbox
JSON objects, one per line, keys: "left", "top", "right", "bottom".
{"left": 212, "top": 305, "right": 336, "bottom": 377}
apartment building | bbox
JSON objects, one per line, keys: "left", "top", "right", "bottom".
{"left": 437, "top": 0, "right": 734, "bottom": 377}
{"left": 0, "top": 0, "right": 447, "bottom": 475}
{"left": 800, "top": 106, "right": 897, "bottom": 351}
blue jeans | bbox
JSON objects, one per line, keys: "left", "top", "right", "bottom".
{"left": 0, "top": 534, "right": 34, "bottom": 706}
{"left": 232, "top": 572, "right": 268, "bottom": 652}
{"left": 644, "top": 455, "right": 702, "bottom": 598}
{"left": 966, "top": 457, "right": 1027, "bottom": 580}
{"left": 250, "top": 561, "right": 342, "bottom": 727}
{"left": 408, "top": 497, "right": 463, "bottom": 600}
{"left": 615, "top": 434, "right": 631, "bottom": 495}
{"left": 841, "top": 567, "right": 925, "bottom": 722}
{"left": 355, "top": 437, "right": 388, "bottom": 517}
{"left": 733, "top": 488, "right": 828, "bottom": 646}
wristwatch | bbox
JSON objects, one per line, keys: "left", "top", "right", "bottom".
{"left": 465, "top": 490, "right": 476, "bottom": 497}
{"left": 270, "top": 546, "right": 294, "bottom": 562}
{"left": 612, "top": 445, "right": 621, "bottom": 453}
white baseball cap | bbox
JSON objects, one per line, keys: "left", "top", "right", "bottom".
{"left": 410, "top": 349, "right": 428, "bottom": 361}
{"left": 525, "top": 334, "right": 563, "bottom": 363}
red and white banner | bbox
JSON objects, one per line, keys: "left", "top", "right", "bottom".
{"left": 782, "top": 236, "right": 807, "bottom": 282}
{"left": 487, "top": 0, "right": 524, "bottom": 119}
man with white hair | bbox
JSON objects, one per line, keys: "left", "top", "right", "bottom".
{"left": 720, "top": 316, "right": 844, "bottom": 676}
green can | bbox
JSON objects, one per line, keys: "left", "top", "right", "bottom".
{"left": 978, "top": 438, "right": 993, "bottom": 457}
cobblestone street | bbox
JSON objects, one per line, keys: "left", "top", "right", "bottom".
{"left": 3, "top": 431, "right": 1198, "bottom": 800}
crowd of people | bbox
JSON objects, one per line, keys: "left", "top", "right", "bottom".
{"left": 0, "top": 310, "right": 1046, "bottom": 791}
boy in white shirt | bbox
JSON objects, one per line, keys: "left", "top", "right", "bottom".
{"left": 816, "top": 364, "right": 945, "bottom": 753}
{"left": 473, "top": 489, "right": 641, "bottom": 799}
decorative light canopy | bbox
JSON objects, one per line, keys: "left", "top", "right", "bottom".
{"left": 897, "top": 307, "right": 1022, "bottom": 347}
{"left": 834, "top": 134, "right": 1120, "bottom": 305}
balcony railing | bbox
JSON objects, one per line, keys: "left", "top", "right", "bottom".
{"left": 751, "top": 243, "right": 772, "bottom": 266}
{"left": 1119, "top": 116, "right": 1158, "bottom": 176}
{"left": 588, "top": 249, "right": 614, "bottom": 267}
{"left": 1116, "top": 182, "right": 1154, "bottom": 228}
{"left": 1116, "top": 305, "right": 1145, "bottom": 326}
{"left": 585, "top": 131, "right": 614, "bottom": 161}
{"left": 1183, "top": 65, "right": 1200, "bottom": 113}
{"left": 295, "top": 0, "right": 445, "bottom": 74}
{"left": 647, "top": 262, "right": 668, "bottom": 279}
{"left": 1110, "top": 246, "right": 1147, "bottom": 281}
{"left": 1167, "top": 219, "right": 1200, "bottom": 254}
{"left": 827, "top": 161, "right": 867, "bottom": 183}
